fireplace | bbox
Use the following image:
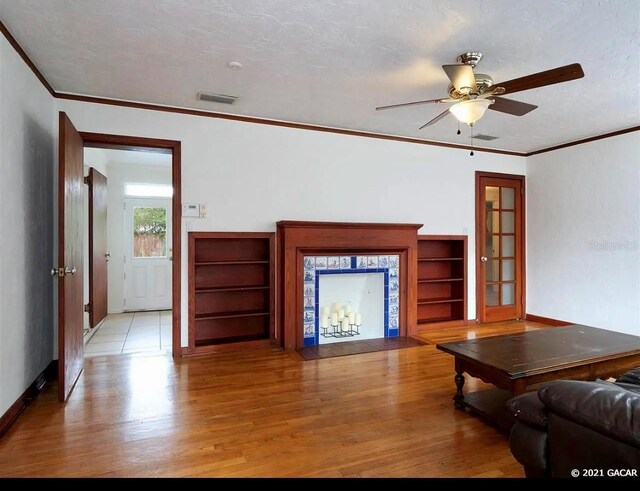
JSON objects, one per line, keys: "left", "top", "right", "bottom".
{"left": 303, "top": 254, "right": 400, "bottom": 346}
{"left": 277, "top": 221, "right": 421, "bottom": 350}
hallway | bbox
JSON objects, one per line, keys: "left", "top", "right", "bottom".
{"left": 84, "top": 311, "right": 172, "bottom": 356}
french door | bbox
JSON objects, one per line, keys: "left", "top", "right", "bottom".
{"left": 476, "top": 172, "right": 525, "bottom": 323}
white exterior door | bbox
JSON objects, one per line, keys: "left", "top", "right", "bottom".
{"left": 124, "top": 197, "right": 172, "bottom": 311}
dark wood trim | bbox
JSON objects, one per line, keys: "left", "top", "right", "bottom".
{"left": 171, "top": 143, "right": 182, "bottom": 359}
{"left": 0, "top": 361, "right": 56, "bottom": 438}
{"left": 416, "top": 235, "right": 468, "bottom": 328}
{"left": 188, "top": 231, "right": 275, "bottom": 351}
{"left": 276, "top": 220, "right": 424, "bottom": 230}
{"left": 79, "top": 132, "right": 181, "bottom": 150}
{"left": 2, "top": 20, "right": 637, "bottom": 158}
{"left": 525, "top": 125, "right": 640, "bottom": 156}
{"left": 475, "top": 172, "right": 526, "bottom": 323}
{"left": 59, "top": 93, "right": 525, "bottom": 156}
{"left": 182, "top": 338, "right": 274, "bottom": 357}
{"left": 416, "top": 319, "right": 472, "bottom": 331}
{"left": 79, "top": 132, "right": 182, "bottom": 359}
{"left": 525, "top": 313, "right": 572, "bottom": 326}
{"left": 277, "top": 221, "right": 421, "bottom": 349}
{"left": 0, "top": 21, "right": 56, "bottom": 96}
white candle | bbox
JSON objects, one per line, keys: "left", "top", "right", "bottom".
{"left": 341, "top": 317, "right": 350, "bottom": 332}
{"left": 345, "top": 304, "right": 352, "bottom": 315}
{"left": 355, "top": 313, "right": 362, "bottom": 326}
{"left": 321, "top": 316, "right": 329, "bottom": 328}
{"left": 348, "top": 312, "right": 356, "bottom": 324}
{"left": 338, "top": 309, "right": 345, "bottom": 321}
{"left": 333, "top": 302, "right": 341, "bottom": 313}
{"left": 330, "top": 313, "right": 339, "bottom": 326}
{"left": 321, "top": 306, "right": 330, "bottom": 317}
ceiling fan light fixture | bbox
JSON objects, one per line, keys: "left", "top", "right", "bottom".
{"left": 449, "top": 99, "right": 493, "bottom": 125}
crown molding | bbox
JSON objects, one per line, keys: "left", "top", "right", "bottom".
{"left": 55, "top": 92, "right": 525, "bottom": 156}
{"left": 524, "top": 125, "right": 640, "bottom": 156}
{"left": 0, "top": 20, "right": 55, "bottom": 96}
{"left": 2, "top": 19, "right": 637, "bottom": 157}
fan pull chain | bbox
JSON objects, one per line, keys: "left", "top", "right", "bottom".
{"left": 457, "top": 121, "right": 461, "bottom": 135}
{"left": 470, "top": 123, "right": 474, "bottom": 156}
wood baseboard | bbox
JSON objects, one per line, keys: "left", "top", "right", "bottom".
{"left": 525, "top": 313, "right": 572, "bottom": 326}
{"left": 182, "top": 338, "right": 276, "bottom": 357}
{"left": 0, "top": 361, "right": 57, "bottom": 438}
{"left": 415, "top": 319, "right": 472, "bottom": 332}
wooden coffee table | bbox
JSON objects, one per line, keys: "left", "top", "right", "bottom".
{"left": 436, "top": 325, "right": 640, "bottom": 429}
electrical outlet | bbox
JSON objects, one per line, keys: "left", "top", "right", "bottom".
{"left": 199, "top": 204, "right": 207, "bottom": 218}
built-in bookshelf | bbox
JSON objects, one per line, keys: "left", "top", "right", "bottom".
{"left": 417, "top": 235, "right": 467, "bottom": 328}
{"left": 188, "top": 232, "right": 274, "bottom": 352}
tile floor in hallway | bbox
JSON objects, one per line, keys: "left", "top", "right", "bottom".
{"left": 84, "top": 310, "right": 171, "bottom": 357}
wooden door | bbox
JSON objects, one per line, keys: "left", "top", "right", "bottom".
{"left": 476, "top": 173, "right": 525, "bottom": 323}
{"left": 124, "top": 197, "right": 173, "bottom": 311}
{"left": 88, "top": 167, "right": 108, "bottom": 327}
{"left": 58, "top": 112, "right": 85, "bottom": 401}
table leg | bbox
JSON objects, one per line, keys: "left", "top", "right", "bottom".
{"left": 454, "top": 370, "right": 465, "bottom": 409}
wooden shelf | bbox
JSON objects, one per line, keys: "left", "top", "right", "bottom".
{"left": 418, "top": 297, "right": 464, "bottom": 305}
{"left": 195, "top": 260, "right": 269, "bottom": 266}
{"left": 195, "top": 285, "right": 269, "bottom": 293}
{"left": 189, "top": 232, "right": 275, "bottom": 349}
{"left": 416, "top": 235, "right": 467, "bottom": 327}
{"left": 418, "top": 278, "right": 464, "bottom": 283}
{"left": 195, "top": 310, "right": 269, "bottom": 321}
{"left": 418, "top": 258, "right": 464, "bottom": 262}
{"left": 418, "top": 316, "right": 460, "bottom": 324}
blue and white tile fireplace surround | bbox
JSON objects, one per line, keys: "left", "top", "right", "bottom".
{"left": 276, "top": 221, "right": 422, "bottom": 350}
{"left": 302, "top": 255, "right": 400, "bottom": 347}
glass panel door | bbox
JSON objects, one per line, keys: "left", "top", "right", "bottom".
{"left": 477, "top": 174, "right": 523, "bottom": 322}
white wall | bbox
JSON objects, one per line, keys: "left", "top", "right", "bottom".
{"left": 105, "top": 162, "right": 172, "bottom": 313}
{"left": 82, "top": 148, "right": 109, "bottom": 328}
{"left": 527, "top": 132, "right": 640, "bottom": 335}
{"left": 0, "top": 34, "right": 55, "bottom": 415}
{"left": 55, "top": 99, "right": 526, "bottom": 345}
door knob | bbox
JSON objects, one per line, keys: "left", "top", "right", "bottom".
{"left": 105, "top": 252, "right": 111, "bottom": 258}
{"left": 51, "top": 267, "right": 65, "bottom": 277}
{"left": 64, "top": 267, "right": 77, "bottom": 275}
{"left": 480, "top": 256, "right": 488, "bottom": 262}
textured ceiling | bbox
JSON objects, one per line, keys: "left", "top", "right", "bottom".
{"left": 2, "top": 0, "right": 639, "bottom": 152}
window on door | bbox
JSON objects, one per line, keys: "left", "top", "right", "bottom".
{"left": 133, "top": 207, "right": 167, "bottom": 258}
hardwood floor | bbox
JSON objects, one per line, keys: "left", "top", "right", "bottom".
{"left": 0, "top": 320, "right": 551, "bottom": 477}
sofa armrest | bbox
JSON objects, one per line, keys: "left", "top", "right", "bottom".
{"left": 617, "top": 367, "right": 640, "bottom": 386}
{"left": 539, "top": 380, "right": 640, "bottom": 448}
{"left": 507, "top": 392, "right": 548, "bottom": 430}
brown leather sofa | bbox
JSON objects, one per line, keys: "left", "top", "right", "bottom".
{"left": 507, "top": 368, "right": 640, "bottom": 477}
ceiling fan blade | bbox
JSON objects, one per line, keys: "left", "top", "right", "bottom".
{"left": 488, "top": 97, "right": 538, "bottom": 116}
{"left": 442, "top": 64, "right": 477, "bottom": 93}
{"left": 419, "top": 109, "right": 450, "bottom": 130}
{"left": 495, "top": 63, "right": 584, "bottom": 95}
{"left": 375, "top": 98, "right": 451, "bottom": 111}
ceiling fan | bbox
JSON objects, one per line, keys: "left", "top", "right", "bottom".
{"left": 376, "top": 52, "right": 584, "bottom": 130}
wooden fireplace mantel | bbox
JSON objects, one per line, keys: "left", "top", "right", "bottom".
{"left": 276, "top": 220, "right": 423, "bottom": 350}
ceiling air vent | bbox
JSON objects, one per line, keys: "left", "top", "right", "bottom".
{"left": 474, "top": 134, "right": 498, "bottom": 141}
{"left": 197, "top": 92, "right": 238, "bottom": 105}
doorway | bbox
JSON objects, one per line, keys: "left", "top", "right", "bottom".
{"left": 82, "top": 148, "right": 174, "bottom": 357}
{"left": 56, "top": 112, "right": 181, "bottom": 401}
{"left": 123, "top": 197, "right": 172, "bottom": 312}
{"left": 475, "top": 172, "right": 525, "bottom": 323}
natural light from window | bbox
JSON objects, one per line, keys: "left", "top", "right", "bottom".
{"left": 125, "top": 183, "right": 173, "bottom": 198}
